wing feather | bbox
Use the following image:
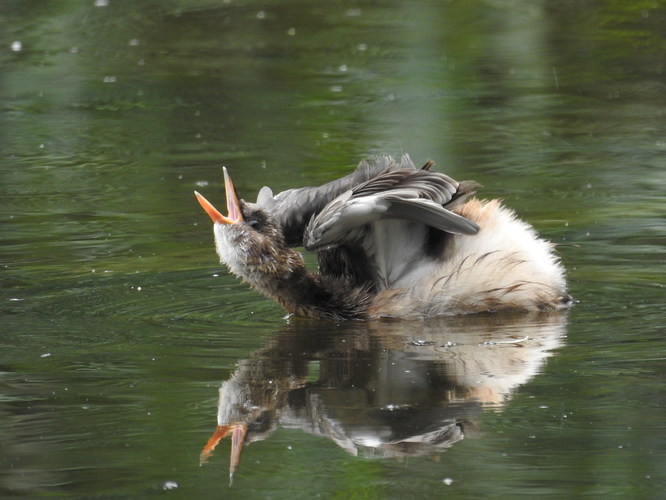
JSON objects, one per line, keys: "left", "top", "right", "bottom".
{"left": 304, "top": 168, "right": 479, "bottom": 250}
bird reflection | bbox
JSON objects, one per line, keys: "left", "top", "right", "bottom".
{"left": 201, "top": 312, "right": 567, "bottom": 481}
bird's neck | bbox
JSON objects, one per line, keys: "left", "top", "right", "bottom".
{"left": 240, "top": 248, "right": 372, "bottom": 321}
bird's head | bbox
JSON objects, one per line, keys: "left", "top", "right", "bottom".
{"left": 195, "top": 168, "right": 291, "bottom": 283}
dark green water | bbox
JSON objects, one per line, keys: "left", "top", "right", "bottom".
{"left": 1, "top": 1, "right": 665, "bottom": 498}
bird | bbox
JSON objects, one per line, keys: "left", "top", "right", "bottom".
{"left": 195, "top": 155, "right": 572, "bottom": 320}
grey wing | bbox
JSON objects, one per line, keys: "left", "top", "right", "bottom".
{"left": 256, "top": 155, "right": 418, "bottom": 246}
{"left": 303, "top": 168, "right": 479, "bottom": 251}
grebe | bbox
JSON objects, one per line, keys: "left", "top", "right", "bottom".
{"left": 195, "top": 155, "right": 571, "bottom": 320}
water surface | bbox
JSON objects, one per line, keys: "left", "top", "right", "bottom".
{"left": 1, "top": 1, "right": 665, "bottom": 498}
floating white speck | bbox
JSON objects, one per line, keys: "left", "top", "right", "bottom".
{"left": 163, "top": 481, "right": 178, "bottom": 490}
{"left": 129, "top": 38, "right": 139, "bottom": 46}
{"left": 94, "top": 0, "right": 109, "bottom": 6}
{"left": 287, "top": 27, "right": 296, "bottom": 36}
{"left": 195, "top": 180, "right": 209, "bottom": 187}
{"left": 357, "top": 43, "right": 368, "bottom": 51}
{"left": 442, "top": 478, "right": 453, "bottom": 485}
{"left": 256, "top": 10, "right": 266, "bottom": 19}
{"left": 11, "top": 41, "right": 22, "bottom": 52}
{"left": 103, "top": 76, "right": 117, "bottom": 83}
{"left": 40, "top": 353, "right": 51, "bottom": 358}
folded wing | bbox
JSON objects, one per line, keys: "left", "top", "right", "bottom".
{"left": 256, "top": 155, "right": 419, "bottom": 246}
{"left": 303, "top": 168, "right": 480, "bottom": 251}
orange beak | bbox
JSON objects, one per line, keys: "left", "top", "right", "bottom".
{"left": 195, "top": 167, "right": 244, "bottom": 224}
{"left": 200, "top": 423, "right": 248, "bottom": 483}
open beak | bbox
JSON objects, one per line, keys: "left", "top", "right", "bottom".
{"left": 195, "top": 167, "right": 244, "bottom": 224}
{"left": 200, "top": 423, "right": 248, "bottom": 483}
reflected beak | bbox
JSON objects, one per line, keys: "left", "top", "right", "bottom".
{"left": 195, "top": 167, "right": 244, "bottom": 224}
{"left": 200, "top": 423, "right": 248, "bottom": 483}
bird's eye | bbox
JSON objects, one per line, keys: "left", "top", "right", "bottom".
{"left": 247, "top": 219, "right": 262, "bottom": 231}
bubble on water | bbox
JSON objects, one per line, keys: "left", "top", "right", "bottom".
{"left": 11, "top": 41, "right": 22, "bottom": 52}
{"left": 95, "top": 0, "right": 109, "bottom": 7}
{"left": 442, "top": 478, "right": 453, "bottom": 485}
{"left": 163, "top": 481, "right": 178, "bottom": 490}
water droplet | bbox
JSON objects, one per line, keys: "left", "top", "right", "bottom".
{"left": 11, "top": 41, "right": 22, "bottom": 52}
